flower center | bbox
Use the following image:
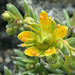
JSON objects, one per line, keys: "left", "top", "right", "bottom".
{"left": 35, "top": 31, "right": 53, "bottom": 50}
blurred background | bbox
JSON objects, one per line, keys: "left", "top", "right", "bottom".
{"left": 0, "top": 0, "right": 75, "bottom": 74}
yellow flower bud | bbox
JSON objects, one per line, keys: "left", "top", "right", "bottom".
{"left": 2, "top": 11, "right": 11, "bottom": 21}
{"left": 6, "top": 27, "right": 16, "bottom": 35}
{"left": 23, "top": 17, "right": 34, "bottom": 24}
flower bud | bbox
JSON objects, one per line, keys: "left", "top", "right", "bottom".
{"left": 2, "top": 11, "right": 11, "bottom": 21}
{"left": 35, "top": 32, "right": 53, "bottom": 50}
{"left": 23, "top": 17, "right": 34, "bottom": 24}
{"left": 25, "top": 64, "right": 34, "bottom": 70}
{"left": 25, "top": 64, "right": 30, "bottom": 70}
{"left": 6, "top": 27, "right": 16, "bottom": 35}
{"left": 29, "top": 64, "right": 34, "bottom": 69}
{"left": 46, "top": 54, "right": 61, "bottom": 69}
{"left": 54, "top": 40, "right": 63, "bottom": 49}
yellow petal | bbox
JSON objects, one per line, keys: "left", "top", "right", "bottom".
{"left": 18, "top": 31, "right": 36, "bottom": 42}
{"left": 39, "top": 10, "right": 50, "bottom": 31}
{"left": 24, "top": 46, "right": 40, "bottom": 57}
{"left": 45, "top": 47, "right": 55, "bottom": 56}
{"left": 54, "top": 26, "right": 68, "bottom": 39}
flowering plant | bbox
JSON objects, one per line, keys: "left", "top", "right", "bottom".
{"left": 2, "top": 0, "right": 75, "bottom": 75}
{"left": 18, "top": 10, "right": 68, "bottom": 57}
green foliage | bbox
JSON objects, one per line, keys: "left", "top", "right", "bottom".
{"left": 61, "top": 44, "right": 70, "bottom": 56}
{"left": 46, "top": 54, "right": 61, "bottom": 69}
{"left": 67, "top": 37, "right": 75, "bottom": 48}
{"left": 71, "top": 10, "right": 75, "bottom": 27}
{"left": 4, "top": 66, "right": 11, "bottom": 75}
{"left": 23, "top": 0, "right": 30, "bottom": 17}
{"left": 2, "top": 0, "right": 39, "bottom": 35}
{"left": 7, "top": 3, "right": 23, "bottom": 20}
{"left": 63, "top": 9, "right": 71, "bottom": 27}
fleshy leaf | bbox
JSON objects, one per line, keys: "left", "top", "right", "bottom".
{"left": 71, "top": 10, "right": 75, "bottom": 27}
{"left": 39, "top": 10, "right": 50, "bottom": 31}
{"left": 50, "top": 20, "right": 56, "bottom": 33}
{"left": 30, "top": 23, "right": 41, "bottom": 31}
{"left": 63, "top": 9, "right": 71, "bottom": 27}
{"left": 54, "top": 26, "right": 68, "bottom": 39}
{"left": 18, "top": 31, "right": 36, "bottom": 42}
{"left": 45, "top": 47, "right": 55, "bottom": 56}
{"left": 24, "top": 46, "right": 40, "bottom": 57}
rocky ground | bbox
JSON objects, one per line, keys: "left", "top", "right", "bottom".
{"left": 0, "top": 0, "right": 75, "bottom": 74}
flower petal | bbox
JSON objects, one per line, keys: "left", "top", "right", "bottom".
{"left": 50, "top": 20, "right": 56, "bottom": 33}
{"left": 54, "top": 26, "right": 68, "bottom": 39}
{"left": 39, "top": 10, "right": 50, "bottom": 31}
{"left": 18, "top": 31, "right": 36, "bottom": 42}
{"left": 24, "top": 46, "right": 40, "bottom": 57}
{"left": 45, "top": 47, "right": 55, "bottom": 56}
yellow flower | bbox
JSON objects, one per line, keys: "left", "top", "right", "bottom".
{"left": 18, "top": 10, "right": 68, "bottom": 57}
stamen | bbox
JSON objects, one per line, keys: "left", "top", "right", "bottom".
{"left": 21, "top": 44, "right": 25, "bottom": 47}
{"left": 49, "top": 16, "right": 52, "bottom": 20}
{"left": 57, "top": 24, "right": 60, "bottom": 28}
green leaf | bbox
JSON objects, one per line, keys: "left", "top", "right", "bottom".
{"left": 51, "top": 20, "right": 56, "bottom": 33}
{"left": 50, "top": 74, "right": 64, "bottom": 75}
{"left": 22, "top": 59, "right": 35, "bottom": 64}
{"left": 66, "top": 37, "right": 75, "bottom": 48}
{"left": 30, "top": 23, "right": 41, "bottom": 31}
{"left": 63, "top": 9, "right": 71, "bottom": 27}
{"left": 27, "top": 73, "right": 36, "bottom": 75}
{"left": 22, "top": 70, "right": 34, "bottom": 75}
{"left": 54, "top": 18, "right": 62, "bottom": 25}
{"left": 30, "top": 6, "right": 35, "bottom": 19}
{"left": 64, "top": 27, "right": 73, "bottom": 39}
{"left": 7, "top": 3, "right": 23, "bottom": 20}
{"left": 6, "top": 22, "right": 15, "bottom": 28}
{"left": 45, "top": 65, "right": 64, "bottom": 74}
{"left": 12, "top": 56, "right": 35, "bottom": 64}
{"left": 13, "top": 61, "right": 25, "bottom": 67}
{"left": 46, "top": 54, "right": 61, "bottom": 69}
{"left": 4, "top": 66, "right": 11, "bottom": 75}
{"left": 34, "top": 57, "right": 39, "bottom": 63}
{"left": 61, "top": 44, "right": 70, "bottom": 56}
{"left": 71, "top": 9, "right": 75, "bottom": 27}
{"left": 61, "top": 63, "right": 69, "bottom": 73}
{"left": 34, "top": 12, "right": 39, "bottom": 22}
{"left": 23, "top": 0, "right": 30, "bottom": 17}
{"left": 14, "top": 49, "right": 27, "bottom": 58}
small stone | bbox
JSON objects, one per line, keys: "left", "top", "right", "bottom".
{"left": 48, "top": 7, "right": 64, "bottom": 21}
{"left": 0, "top": 57, "right": 3, "bottom": 63}
{"left": 6, "top": 49, "right": 11, "bottom": 53}
{"left": 5, "top": 55, "right": 11, "bottom": 63}
{"left": 48, "top": 10, "right": 54, "bottom": 17}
